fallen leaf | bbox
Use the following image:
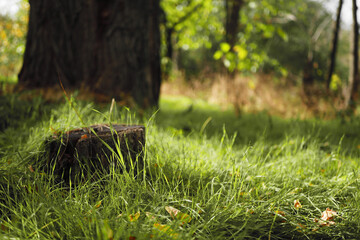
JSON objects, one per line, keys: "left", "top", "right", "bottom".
{"left": 165, "top": 206, "right": 180, "bottom": 219}
{"left": 294, "top": 200, "right": 302, "bottom": 209}
{"left": 50, "top": 126, "right": 60, "bottom": 135}
{"left": 315, "top": 208, "right": 338, "bottom": 226}
{"left": 153, "top": 223, "right": 178, "bottom": 239}
{"left": 296, "top": 223, "right": 307, "bottom": 232}
{"left": 28, "top": 165, "right": 34, "bottom": 173}
{"left": 275, "top": 210, "right": 285, "bottom": 217}
{"left": 165, "top": 206, "right": 191, "bottom": 224}
{"left": 290, "top": 188, "right": 302, "bottom": 194}
{"left": 1, "top": 224, "right": 8, "bottom": 231}
{"left": 145, "top": 212, "right": 157, "bottom": 220}
{"left": 95, "top": 201, "right": 102, "bottom": 209}
{"left": 81, "top": 134, "right": 88, "bottom": 139}
{"left": 129, "top": 212, "right": 140, "bottom": 222}
{"left": 297, "top": 223, "right": 306, "bottom": 229}
{"left": 246, "top": 209, "right": 255, "bottom": 214}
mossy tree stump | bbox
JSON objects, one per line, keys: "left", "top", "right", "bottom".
{"left": 45, "top": 124, "right": 145, "bottom": 182}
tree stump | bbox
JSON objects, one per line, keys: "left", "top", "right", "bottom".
{"left": 44, "top": 124, "right": 145, "bottom": 182}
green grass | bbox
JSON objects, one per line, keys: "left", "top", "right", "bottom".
{"left": 0, "top": 94, "right": 360, "bottom": 239}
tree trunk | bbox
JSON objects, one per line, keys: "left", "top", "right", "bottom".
{"left": 225, "top": 0, "right": 243, "bottom": 48}
{"left": 326, "top": 0, "right": 343, "bottom": 89}
{"left": 344, "top": 0, "right": 359, "bottom": 111}
{"left": 225, "top": 0, "right": 244, "bottom": 116}
{"left": 18, "top": 0, "right": 161, "bottom": 108}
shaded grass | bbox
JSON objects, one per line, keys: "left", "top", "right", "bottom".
{"left": 0, "top": 94, "right": 359, "bottom": 239}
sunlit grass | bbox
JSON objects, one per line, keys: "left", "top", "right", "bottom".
{"left": 0, "top": 95, "right": 359, "bottom": 239}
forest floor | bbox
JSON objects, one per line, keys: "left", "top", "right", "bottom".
{"left": 0, "top": 91, "right": 360, "bottom": 239}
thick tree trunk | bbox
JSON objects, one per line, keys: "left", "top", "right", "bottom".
{"left": 344, "top": 0, "right": 359, "bottom": 111}
{"left": 18, "top": 0, "right": 161, "bottom": 108}
{"left": 326, "top": 0, "right": 343, "bottom": 89}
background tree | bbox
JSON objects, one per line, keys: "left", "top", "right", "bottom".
{"left": 18, "top": 0, "right": 161, "bottom": 108}
{"left": 344, "top": 0, "right": 359, "bottom": 112}
{"left": 326, "top": 0, "right": 343, "bottom": 90}
{"left": 160, "top": 0, "right": 222, "bottom": 79}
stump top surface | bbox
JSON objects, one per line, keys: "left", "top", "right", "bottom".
{"left": 64, "top": 124, "right": 144, "bottom": 139}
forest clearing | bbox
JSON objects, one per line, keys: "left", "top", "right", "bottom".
{"left": 1, "top": 0, "right": 360, "bottom": 239}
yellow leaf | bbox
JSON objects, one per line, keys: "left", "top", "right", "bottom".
{"left": 153, "top": 223, "right": 178, "bottom": 239}
{"left": 177, "top": 212, "right": 191, "bottom": 224}
{"left": 95, "top": 201, "right": 102, "bottom": 209}
{"left": 129, "top": 211, "right": 140, "bottom": 222}
{"left": 248, "top": 80, "right": 256, "bottom": 90}
{"left": 0, "top": 31, "right": 6, "bottom": 40}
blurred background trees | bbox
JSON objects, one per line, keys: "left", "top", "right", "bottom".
{"left": 0, "top": 0, "right": 359, "bottom": 116}
{"left": 0, "top": 0, "right": 28, "bottom": 83}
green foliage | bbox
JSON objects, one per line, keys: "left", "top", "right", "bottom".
{"left": 330, "top": 74, "right": 342, "bottom": 91}
{"left": 1, "top": 95, "right": 360, "bottom": 239}
{"left": 161, "top": 0, "right": 223, "bottom": 51}
{"left": 0, "top": 1, "right": 28, "bottom": 83}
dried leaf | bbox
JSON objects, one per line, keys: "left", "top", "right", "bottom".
{"left": 165, "top": 206, "right": 191, "bottom": 224}
{"left": 294, "top": 200, "right": 302, "bottom": 209}
{"left": 165, "top": 206, "right": 181, "bottom": 219}
{"left": 246, "top": 209, "right": 255, "bottom": 214}
{"left": 290, "top": 188, "right": 302, "bottom": 194}
{"left": 178, "top": 212, "right": 191, "bottom": 224}
{"left": 28, "top": 165, "right": 34, "bottom": 173}
{"left": 145, "top": 212, "right": 156, "bottom": 220}
{"left": 95, "top": 201, "right": 102, "bottom": 209}
{"left": 129, "top": 212, "right": 140, "bottom": 222}
{"left": 81, "top": 134, "right": 88, "bottom": 139}
{"left": 315, "top": 208, "right": 338, "bottom": 226}
{"left": 275, "top": 210, "right": 285, "bottom": 217}
{"left": 153, "top": 223, "right": 178, "bottom": 239}
{"left": 297, "top": 223, "right": 306, "bottom": 229}
{"left": 321, "top": 208, "right": 337, "bottom": 221}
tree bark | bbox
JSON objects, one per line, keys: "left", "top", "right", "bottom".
{"left": 344, "top": 0, "right": 359, "bottom": 111}
{"left": 225, "top": 0, "right": 243, "bottom": 48}
{"left": 18, "top": 0, "right": 161, "bottom": 108}
{"left": 326, "top": 0, "right": 343, "bottom": 89}
{"left": 225, "top": 0, "right": 244, "bottom": 116}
